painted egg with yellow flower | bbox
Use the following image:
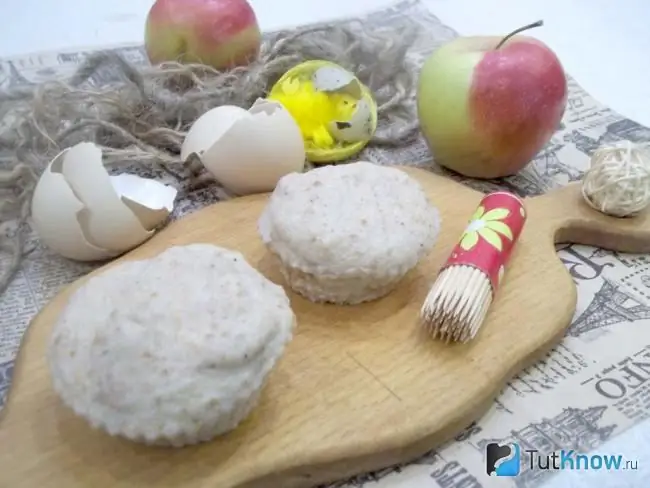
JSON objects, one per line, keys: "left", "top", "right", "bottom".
{"left": 267, "top": 60, "right": 377, "bottom": 163}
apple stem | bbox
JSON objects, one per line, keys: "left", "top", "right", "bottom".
{"left": 495, "top": 20, "right": 544, "bottom": 49}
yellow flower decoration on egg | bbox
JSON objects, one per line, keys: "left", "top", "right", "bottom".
{"left": 459, "top": 206, "right": 513, "bottom": 252}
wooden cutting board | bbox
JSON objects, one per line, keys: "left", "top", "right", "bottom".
{"left": 2, "top": 166, "right": 650, "bottom": 488}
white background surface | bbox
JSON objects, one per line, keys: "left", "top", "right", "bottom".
{"left": 2, "top": 0, "right": 650, "bottom": 486}
{"left": 1, "top": 0, "right": 650, "bottom": 127}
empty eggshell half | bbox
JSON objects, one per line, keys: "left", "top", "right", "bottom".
{"left": 190, "top": 98, "right": 306, "bottom": 195}
{"left": 30, "top": 142, "right": 178, "bottom": 261}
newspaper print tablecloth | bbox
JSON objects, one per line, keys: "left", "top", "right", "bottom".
{"left": 2, "top": 1, "right": 650, "bottom": 487}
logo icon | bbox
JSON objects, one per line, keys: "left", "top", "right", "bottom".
{"left": 486, "top": 442, "right": 521, "bottom": 476}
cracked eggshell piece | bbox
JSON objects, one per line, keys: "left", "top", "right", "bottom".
{"left": 311, "top": 65, "right": 363, "bottom": 99}
{"left": 180, "top": 105, "right": 250, "bottom": 162}
{"left": 30, "top": 142, "right": 177, "bottom": 261}
{"left": 60, "top": 142, "right": 154, "bottom": 251}
{"left": 31, "top": 150, "right": 120, "bottom": 262}
{"left": 328, "top": 99, "right": 374, "bottom": 143}
{"left": 110, "top": 174, "right": 178, "bottom": 231}
{"left": 184, "top": 98, "right": 306, "bottom": 195}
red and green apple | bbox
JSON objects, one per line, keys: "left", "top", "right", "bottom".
{"left": 417, "top": 21, "right": 568, "bottom": 179}
{"left": 144, "top": 0, "right": 262, "bottom": 70}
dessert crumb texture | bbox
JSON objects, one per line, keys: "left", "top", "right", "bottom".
{"left": 258, "top": 162, "right": 441, "bottom": 304}
{"left": 48, "top": 244, "right": 296, "bottom": 447}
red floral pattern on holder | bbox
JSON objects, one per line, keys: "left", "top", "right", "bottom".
{"left": 441, "top": 191, "right": 527, "bottom": 292}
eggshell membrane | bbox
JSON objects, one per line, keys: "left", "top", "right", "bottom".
{"left": 30, "top": 150, "right": 118, "bottom": 261}
{"left": 200, "top": 99, "right": 306, "bottom": 195}
{"left": 180, "top": 105, "right": 250, "bottom": 162}
{"left": 110, "top": 174, "right": 178, "bottom": 231}
{"left": 60, "top": 142, "right": 153, "bottom": 251}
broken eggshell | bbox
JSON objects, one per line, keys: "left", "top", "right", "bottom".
{"left": 312, "top": 65, "right": 363, "bottom": 99}
{"left": 30, "top": 142, "right": 178, "bottom": 261}
{"left": 180, "top": 99, "right": 306, "bottom": 195}
{"left": 110, "top": 174, "right": 177, "bottom": 231}
{"left": 179, "top": 105, "right": 250, "bottom": 162}
{"left": 328, "top": 99, "right": 374, "bottom": 143}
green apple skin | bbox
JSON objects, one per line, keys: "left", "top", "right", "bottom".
{"left": 417, "top": 35, "right": 568, "bottom": 179}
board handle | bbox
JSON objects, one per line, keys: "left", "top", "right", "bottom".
{"left": 527, "top": 182, "right": 650, "bottom": 254}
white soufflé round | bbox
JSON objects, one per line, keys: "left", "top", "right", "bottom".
{"left": 48, "top": 244, "right": 296, "bottom": 447}
{"left": 257, "top": 162, "right": 441, "bottom": 304}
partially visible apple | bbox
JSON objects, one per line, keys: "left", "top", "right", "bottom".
{"left": 417, "top": 21, "right": 567, "bottom": 179}
{"left": 145, "top": 0, "right": 262, "bottom": 70}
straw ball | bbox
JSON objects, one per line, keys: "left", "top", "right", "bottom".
{"left": 581, "top": 140, "right": 650, "bottom": 217}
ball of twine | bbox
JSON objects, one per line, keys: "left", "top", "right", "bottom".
{"left": 581, "top": 140, "right": 650, "bottom": 217}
